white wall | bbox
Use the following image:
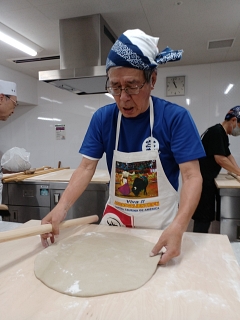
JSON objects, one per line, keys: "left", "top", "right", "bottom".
{"left": 0, "top": 64, "right": 38, "bottom": 105}
{"left": 154, "top": 61, "right": 240, "bottom": 167}
{"left": 0, "top": 61, "right": 240, "bottom": 171}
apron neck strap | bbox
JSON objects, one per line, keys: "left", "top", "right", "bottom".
{"left": 115, "top": 97, "right": 154, "bottom": 150}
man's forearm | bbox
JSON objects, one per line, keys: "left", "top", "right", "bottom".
{"left": 173, "top": 161, "right": 202, "bottom": 232}
{"left": 215, "top": 155, "right": 240, "bottom": 176}
{"left": 175, "top": 176, "right": 202, "bottom": 231}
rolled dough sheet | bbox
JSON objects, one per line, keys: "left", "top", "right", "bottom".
{"left": 34, "top": 232, "right": 159, "bottom": 297}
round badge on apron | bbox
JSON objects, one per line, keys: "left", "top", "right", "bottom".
{"left": 101, "top": 97, "right": 179, "bottom": 230}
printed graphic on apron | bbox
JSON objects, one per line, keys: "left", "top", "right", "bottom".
{"left": 115, "top": 160, "right": 158, "bottom": 199}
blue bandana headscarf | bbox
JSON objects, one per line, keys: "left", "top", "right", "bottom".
{"left": 225, "top": 106, "right": 240, "bottom": 122}
{"left": 106, "top": 29, "right": 183, "bottom": 72}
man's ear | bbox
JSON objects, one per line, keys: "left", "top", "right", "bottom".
{"left": 232, "top": 117, "right": 237, "bottom": 124}
{"left": 151, "top": 71, "right": 157, "bottom": 89}
{"left": 0, "top": 94, "right": 5, "bottom": 103}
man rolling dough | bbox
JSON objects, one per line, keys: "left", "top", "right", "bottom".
{"left": 41, "top": 29, "right": 205, "bottom": 264}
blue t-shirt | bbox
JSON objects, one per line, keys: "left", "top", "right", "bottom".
{"left": 80, "top": 96, "right": 205, "bottom": 190}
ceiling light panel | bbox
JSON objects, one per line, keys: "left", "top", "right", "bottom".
{"left": 0, "top": 22, "right": 43, "bottom": 56}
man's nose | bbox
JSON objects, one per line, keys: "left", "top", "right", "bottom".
{"left": 119, "top": 88, "right": 130, "bottom": 100}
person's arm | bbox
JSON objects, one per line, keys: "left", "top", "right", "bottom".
{"left": 150, "top": 160, "right": 202, "bottom": 264}
{"left": 41, "top": 157, "right": 98, "bottom": 247}
{"left": 227, "top": 154, "right": 239, "bottom": 167}
{"left": 214, "top": 154, "right": 240, "bottom": 176}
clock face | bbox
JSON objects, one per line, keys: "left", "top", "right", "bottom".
{"left": 166, "top": 76, "right": 185, "bottom": 96}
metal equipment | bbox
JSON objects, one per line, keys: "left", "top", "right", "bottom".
{"left": 2, "top": 181, "right": 108, "bottom": 223}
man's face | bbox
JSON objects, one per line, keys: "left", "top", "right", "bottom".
{"left": 231, "top": 118, "right": 240, "bottom": 136}
{"left": 0, "top": 94, "right": 17, "bottom": 121}
{"left": 107, "top": 67, "right": 156, "bottom": 118}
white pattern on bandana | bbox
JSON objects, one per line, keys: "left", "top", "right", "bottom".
{"left": 111, "top": 40, "right": 149, "bottom": 70}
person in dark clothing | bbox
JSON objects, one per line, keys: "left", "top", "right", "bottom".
{"left": 192, "top": 106, "right": 240, "bottom": 233}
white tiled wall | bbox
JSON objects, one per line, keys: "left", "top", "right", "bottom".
{"left": 0, "top": 60, "right": 240, "bottom": 171}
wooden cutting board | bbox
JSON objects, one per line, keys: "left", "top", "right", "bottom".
{"left": 0, "top": 221, "right": 240, "bottom": 319}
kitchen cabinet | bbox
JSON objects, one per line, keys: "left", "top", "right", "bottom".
{"left": 0, "top": 220, "right": 240, "bottom": 319}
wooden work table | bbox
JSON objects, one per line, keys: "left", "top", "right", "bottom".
{"left": 0, "top": 220, "right": 240, "bottom": 319}
{"left": 25, "top": 169, "right": 110, "bottom": 183}
{"left": 215, "top": 173, "right": 240, "bottom": 189}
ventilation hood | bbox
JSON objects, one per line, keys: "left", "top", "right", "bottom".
{"left": 39, "top": 14, "right": 117, "bottom": 95}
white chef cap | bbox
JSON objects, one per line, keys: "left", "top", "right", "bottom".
{"left": 0, "top": 80, "right": 17, "bottom": 96}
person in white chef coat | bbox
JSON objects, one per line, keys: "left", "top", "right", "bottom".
{"left": 0, "top": 79, "right": 17, "bottom": 121}
{"left": 0, "top": 80, "right": 17, "bottom": 205}
{"left": 41, "top": 29, "right": 205, "bottom": 264}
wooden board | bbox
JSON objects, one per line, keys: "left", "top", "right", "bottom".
{"left": 24, "top": 169, "right": 110, "bottom": 183}
{"left": 0, "top": 221, "right": 240, "bottom": 319}
{"left": 215, "top": 173, "right": 240, "bottom": 188}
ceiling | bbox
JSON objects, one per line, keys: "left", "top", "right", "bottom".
{"left": 0, "top": 0, "right": 240, "bottom": 79}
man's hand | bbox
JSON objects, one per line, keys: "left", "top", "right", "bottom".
{"left": 150, "top": 159, "right": 203, "bottom": 264}
{"left": 150, "top": 224, "right": 183, "bottom": 265}
{"left": 41, "top": 206, "right": 66, "bottom": 248}
{"left": 40, "top": 158, "right": 98, "bottom": 248}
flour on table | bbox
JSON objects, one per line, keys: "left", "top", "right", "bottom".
{"left": 34, "top": 232, "right": 159, "bottom": 297}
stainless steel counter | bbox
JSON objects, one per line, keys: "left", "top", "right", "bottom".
{"left": 2, "top": 169, "right": 109, "bottom": 224}
{"left": 215, "top": 173, "right": 240, "bottom": 241}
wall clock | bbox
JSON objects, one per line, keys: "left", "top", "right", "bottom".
{"left": 166, "top": 76, "right": 185, "bottom": 96}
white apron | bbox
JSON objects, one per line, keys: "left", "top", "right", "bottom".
{"left": 0, "top": 169, "right": 2, "bottom": 204}
{"left": 101, "top": 97, "right": 179, "bottom": 229}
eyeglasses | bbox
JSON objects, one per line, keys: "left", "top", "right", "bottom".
{"left": 106, "top": 80, "right": 146, "bottom": 96}
{"left": 5, "top": 95, "right": 18, "bottom": 106}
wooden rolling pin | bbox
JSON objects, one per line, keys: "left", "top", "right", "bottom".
{"left": 1, "top": 166, "right": 51, "bottom": 182}
{"left": 0, "top": 215, "right": 99, "bottom": 243}
{"left": 3, "top": 167, "right": 70, "bottom": 183}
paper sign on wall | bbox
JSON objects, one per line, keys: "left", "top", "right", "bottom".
{"left": 55, "top": 124, "right": 66, "bottom": 140}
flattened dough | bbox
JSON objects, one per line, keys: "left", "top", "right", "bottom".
{"left": 34, "top": 232, "right": 159, "bottom": 297}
